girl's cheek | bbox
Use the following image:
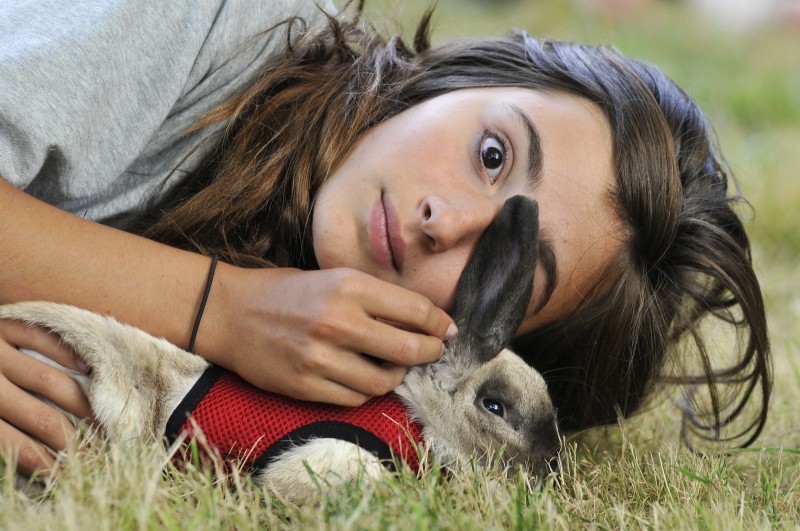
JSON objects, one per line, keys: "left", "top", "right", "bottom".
{"left": 420, "top": 274, "right": 459, "bottom": 311}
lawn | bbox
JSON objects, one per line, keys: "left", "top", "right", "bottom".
{"left": 2, "top": 1, "right": 798, "bottom": 529}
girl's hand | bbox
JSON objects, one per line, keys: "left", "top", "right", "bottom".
{"left": 0, "top": 319, "right": 92, "bottom": 477}
{"left": 200, "top": 266, "right": 456, "bottom": 407}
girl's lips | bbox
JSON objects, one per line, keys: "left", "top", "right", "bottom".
{"left": 383, "top": 194, "right": 406, "bottom": 271}
{"left": 369, "top": 193, "right": 406, "bottom": 272}
{"left": 369, "top": 195, "right": 395, "bottom": 271}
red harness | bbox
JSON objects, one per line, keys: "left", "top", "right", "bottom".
{"left": 165, "top": 366, "right": 425, "bottom": 473}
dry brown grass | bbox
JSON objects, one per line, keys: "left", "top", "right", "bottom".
{"left": 3, "top": 1, "right": 799, "bottom": 528}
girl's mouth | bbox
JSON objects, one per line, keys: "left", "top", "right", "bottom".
{"left": 369, "top": 192, "right": 406, "bottom": 272}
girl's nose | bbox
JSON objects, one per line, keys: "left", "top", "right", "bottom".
{"left": 418, "top": 195, "right": 500, "bottom": 252}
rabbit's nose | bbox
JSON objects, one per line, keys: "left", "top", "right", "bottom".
{"left": 529, "top": 412, "right": 561, "bottom": 478}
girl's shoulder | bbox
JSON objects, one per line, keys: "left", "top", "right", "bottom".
{"left": 0, "top": 0, "right": 333, "bottom": 222}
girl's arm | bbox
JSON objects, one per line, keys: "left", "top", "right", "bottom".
{"left": 0, "top": 178, "right": 454, "bottom": 473}
{"left": 0, "top": 178, "right": 210, "bottom": 348}
{"left": 0, "top": 177, "right": 208, "bottom": 475}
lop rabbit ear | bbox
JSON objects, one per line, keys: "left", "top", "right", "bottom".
{"left": 450, "top": 195, "right": 539, "bottom": 364}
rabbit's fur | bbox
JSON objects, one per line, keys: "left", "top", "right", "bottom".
{"left": 0, "top": 196, "right": 558, "bottom": 498}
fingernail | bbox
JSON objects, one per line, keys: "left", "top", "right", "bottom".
{"left": 445, "top": 323, "right": 458, "bottom": 340}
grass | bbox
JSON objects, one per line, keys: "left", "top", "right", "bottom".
{"left": 2, "top": 1, "right": 799, "bottom": 529}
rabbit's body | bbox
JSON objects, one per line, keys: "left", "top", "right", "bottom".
{"left": 0, "top": 196, "right": 559, "bottom": 498}
{"left": 13, "top": 307, "right": 397, "bottom": 496}
{"left": 165, "top": 365, "right": 425, "bottom": 479}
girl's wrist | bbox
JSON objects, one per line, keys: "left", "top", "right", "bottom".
{"left": 187, "top": 255, "right": 220, "bottom": 354}
{"left": 189, "top": 260, "right": 235, "bottom": 368}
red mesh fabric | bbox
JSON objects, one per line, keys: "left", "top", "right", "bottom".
{"left": 179, "top": 372, "right": 425, "bottom": 472}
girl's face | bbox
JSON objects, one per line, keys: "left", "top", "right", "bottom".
{"left": 312, "top": 87, "right": 623, "bottom": 335}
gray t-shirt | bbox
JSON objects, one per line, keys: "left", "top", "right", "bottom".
{"left": 0, "top": 0, "right": 332, "bottom": 222}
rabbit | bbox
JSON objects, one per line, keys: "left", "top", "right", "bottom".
{"left": 0, "top": 195, "right": 559, "bottom": 499}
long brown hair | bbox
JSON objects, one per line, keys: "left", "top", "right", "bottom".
{"left": 140, "top": 6, "right": 770, "bottom": 447}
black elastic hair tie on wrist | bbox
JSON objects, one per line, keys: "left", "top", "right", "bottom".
{"left": 188, "top": 254, "right": 219, "bottom": 353}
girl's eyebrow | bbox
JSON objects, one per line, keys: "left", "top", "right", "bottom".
{"left": 508, "top": 104, "right": 543, "bottom": 190}
{"left": 534, "top": 233, "right": 558, "bottom": 314}
{"left": 506, "top": 104, "right": 556, "bottom": 313}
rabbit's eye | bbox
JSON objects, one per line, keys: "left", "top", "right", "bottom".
{"left": 482, "top": 398, "right": 505, "bottom": 418}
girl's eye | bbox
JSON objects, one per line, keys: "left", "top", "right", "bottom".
{"left": 479, "top": 133, "right": 509, "bottom": 184}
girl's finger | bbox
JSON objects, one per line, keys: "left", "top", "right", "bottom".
{"left": 0, "top": 319, "right": 85, "bottom": 373}
{"left": 335, "top": 314, "right": 446, "bottom": 367}
{"left": 0, "top": 417, "right": 57, "bottom": 478}
{"left": 280, "top": 374, "right": 373, "bottom": 407}
{"left": 0, "top": 344, "right": 92, "bottom": 419}
{"left": 0, "top": 370, "right": 78, "bottom": 454}
{"left": 357, "top": 279, "right": 457, "bottom": 341}
{"left": 312, "top": 349, "right": 409, "bottom": 397}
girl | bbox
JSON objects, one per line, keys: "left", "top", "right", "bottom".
{"left": 0, "top": 0, "right": 770, "bottom": 477}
